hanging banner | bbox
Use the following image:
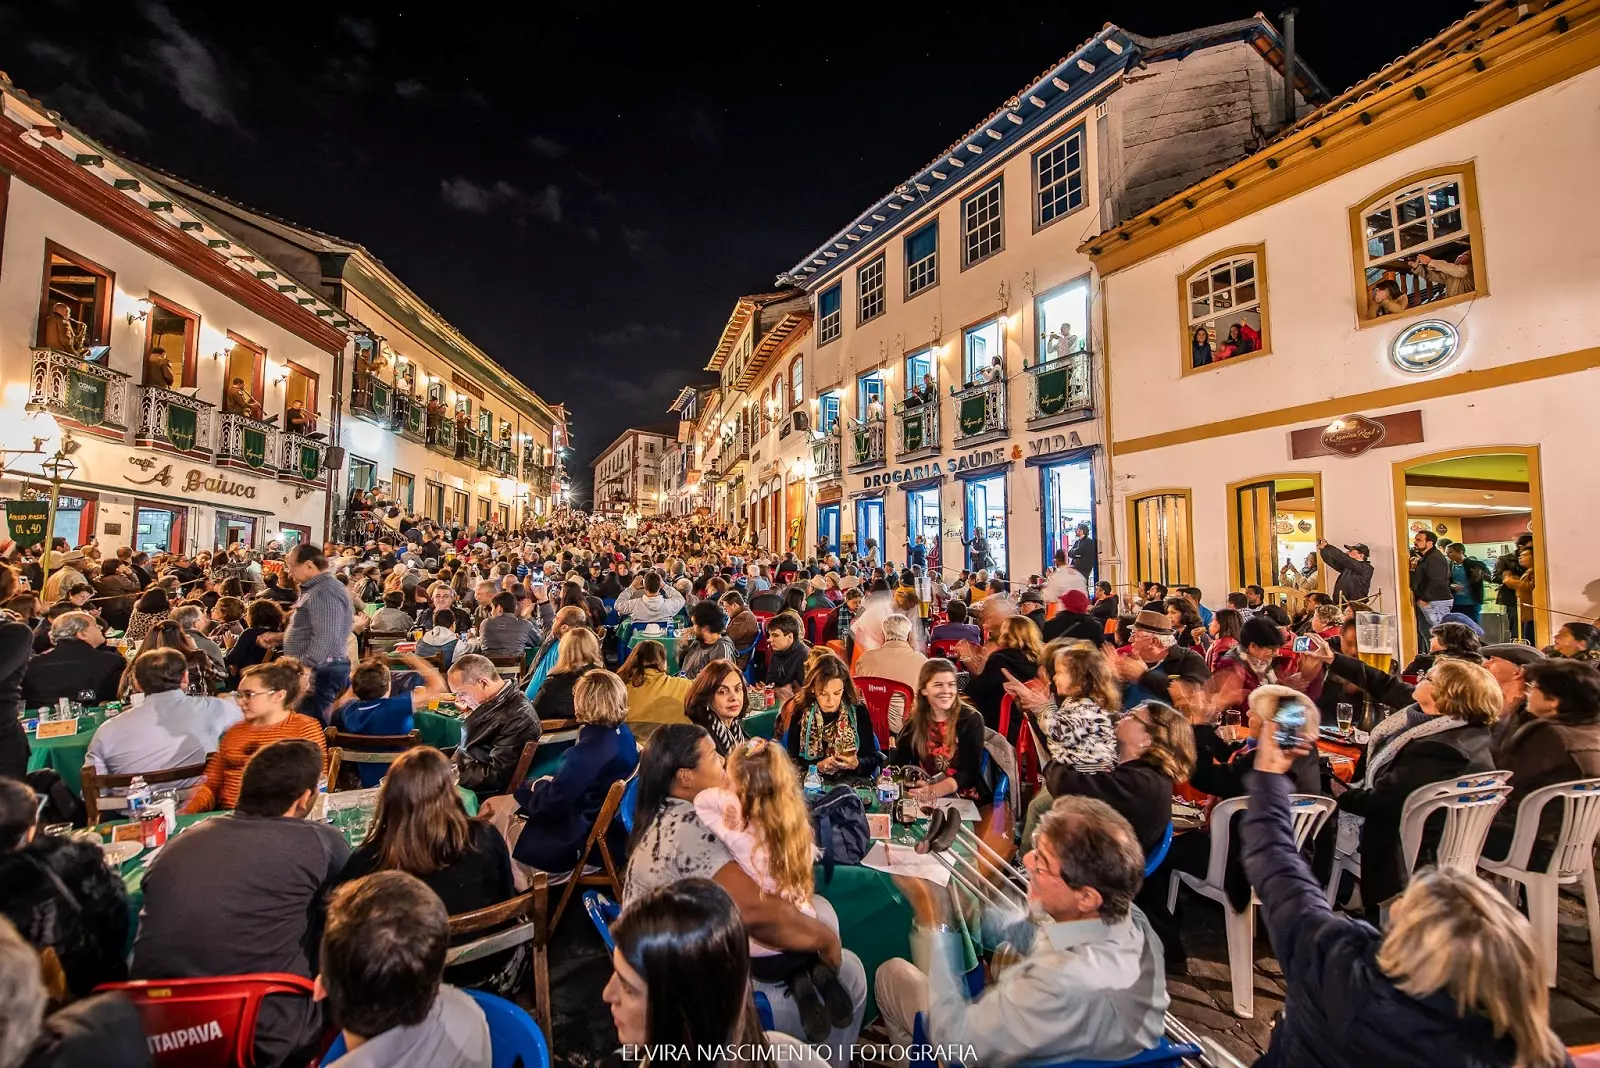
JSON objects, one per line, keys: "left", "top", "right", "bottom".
{"left": 66, "top": 370, "right": 106, "bottom": 424}
{"left": 959, "top": 395, "right": 987, "bottom": 436}
{"left": 1034, "top": 367, "right": 1070, "bottom": 416}
{"left": 4, "top": 500, "right": 51, "bottom": 549}
{"left": 902, "top": 411, "right": 926, "bottom": 452}
{"left": 243, "top": 428, "right": 268, "bottom": 469}
{"left": 298, "top": 445, "right": 321, "bottom": 481}
{"left": 165, "top": 405, "right": 197, "bottom": 452}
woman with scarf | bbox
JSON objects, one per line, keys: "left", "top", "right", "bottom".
{"left": 889, "top": 658, "right": 990, "bottom": 805}
{"left": 1209, "top": 616, "right": 1326, "bottom": 716}
{"left": 684, "top": 659, "right": 751, "bottom": 758}
{"left": 1547, "top": 621, "right": 1600, "bottom": 663}
{"left": 1332, "top": 657, "right": 1499, "bottom": 911}
{"left": 779, "top": 652, "right": 883, "bottom": 780}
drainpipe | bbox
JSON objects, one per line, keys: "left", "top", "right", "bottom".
{"left": 1281, "top": 8, "right": 1299, "bottom": 129}
{"left": 325, "top": 339, "right": 345, "bottom": 544}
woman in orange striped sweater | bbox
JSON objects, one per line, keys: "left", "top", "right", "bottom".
{"left": 184, "top": 660, "right": 326, "bottom": 813}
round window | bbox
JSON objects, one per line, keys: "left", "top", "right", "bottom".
{"left": 1390, "top": 319, "right": 1460, "bottom": 373}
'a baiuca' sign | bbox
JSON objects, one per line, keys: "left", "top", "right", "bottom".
{"left": 859, "top": 445, "right": 1018, "bottom": 489}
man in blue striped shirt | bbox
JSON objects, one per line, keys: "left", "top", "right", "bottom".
{"left": 283, "top": 543, "right": 354, "bottom": 723}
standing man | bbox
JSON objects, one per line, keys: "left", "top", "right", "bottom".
{"left": 964, "top": 528, "right": 990, "bottom": 573}
{"left": 1067, "top": 521, "right": 1097, "bottom": 581}
{"left": 1493, "top": 534, "right": 1533, "bottom": 638}
{"left": 1446, "top": 542, "right": 1490, "bottom": 624}
{"left": 283, "top": 543, "right": 353, "bottom": 723}
{"left": 1409, "top": 530, "right": 1454, "bottom": 650}
{"left": 1317, "top": 539, "right": 1374, "bottom": 604}
{"left": 907, "top": 535, "right": 928, "bottom": 571}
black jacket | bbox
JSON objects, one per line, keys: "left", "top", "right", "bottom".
{"left": 1066, "top": 535, "right": 1097, "bottom": 578}
{"left": 455, "top": 682, "right": 543, "bottom": 794}
{"left": 1318, "top": 544, "right": 1374, "bottom": 604}
{"left": 1243, "top": 770, "right": 1538, "bottom": 1068}
{"left": 782, "top": 700, "right": 885, "bottom": 780}
{"left": 1327, "top": 651, "right": 1414, "bottom": 713}
{"left": 0, "top": 834, "right": 129, "bottom": 999}
{"left": 964, "top": 646, "right": 1038, "bottom": 740}
{"left": 889, "top": 705, "right": 992, "bottom": 805}
{"left": 1045, "top": 757, "right": 1173, "bottom": 857}
{"left": 21, "top": 638, "right": 127, "bottom": 708}
{"left": 21, "top": 994, "right": 152, "bottom": 1068}
{"left": 1041, "top": 611, "right": 1105, "bottom": 644}
{"left": 1410, "top": 547, "right": 1452, "bottom": 602}
{"left": 1337, "top": 722, "right": 1493, "bottom": 904}
{"left": 533, "top": 666, "right": 595, "bottom": 721}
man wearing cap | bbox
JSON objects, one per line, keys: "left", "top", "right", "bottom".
{"left": 1043, "top": 589, "right": 1106, "bottom": 644}
{"left": 1317, "top": 538, "right": 1374, "bottom": 605}
{"left": 1018, "top": 589, "right": 1047, "bottom": 631}
{"left": 1109, "top": 609, "right": 1210, "bottom": 709}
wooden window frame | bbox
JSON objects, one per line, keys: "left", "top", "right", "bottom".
{"left": 37, "top": 239, "right": 115, "bottom": 347}
{"left": 391, "top": 469, "right": 416, "bottom": 512}
{"left": 1177, "top": 243, "right": 1272, "bottom": 378}
{"left": 1348, "top": 161, "right": 1487, "bottom": 330}
{"left": 131, "top": 500, "right": 187, "bottom": 556}
{"left": 817, "top": 283, "right": 842, "bottom": 346}
{"left": 962, "top": 315, "right": 1006, "bottom": 384}
{"left": 1124, "top": 489, "right": 1194, "bottom": 587}
{"left": 857, "top": 253, "right": 886, "bottom": 326}
{"left": 284, "top": 359, "right": 320, "bottom": 415}
{"left": 904, "top": 219, "right": 939, "bottom": 301}
{"left": 0, "top": 173, "right": 9, "bottom": 284}
{"left": 226, "top": 331, "right": 267, "bottom": 404}
{"left": 143, "top": 292, "right": 201, "bottom": 388}
{"left": 790, "top": 356, "right": 804, "bottom": 406}
{"left": 1223, "top": 472, "right": 1324, "bottom": 594}
{"left": 960, "top": 179, "right": 1005, "bottom": 270}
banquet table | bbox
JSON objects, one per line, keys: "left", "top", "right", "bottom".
{"left": 620, "top": 624, "right": 682, "bottom": 675}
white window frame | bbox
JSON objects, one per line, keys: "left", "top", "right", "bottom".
{"left": 857, "top": 254, "right": 886, "bottom": 325}
{"left": 790, "top": 357, "right": 804, "bottom": 406}
{"left": 1033, "top": 125, "right": 1086, "bottom": 230}
{"left": 1184, "top": 251, "right": 1263, "bottom": 355}
{"left": 818, "top": 284, "right": 842, "bottom": 345}
{"left": 1360, "top": 173, "right": 1468, "bottom": 272}
{"left": 905, "top": 221, "right": 938, "bottom": 298}
{"left": 962, "top": 180, "right": 1004, "bottom": 269}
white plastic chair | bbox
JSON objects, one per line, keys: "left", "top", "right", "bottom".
{"left": 1168, "top": 793, "right": 1336, "bottom": 1018}
{"left": 1479, "top": 777, "right": 1600, "bottom": 986}
{"left": 1325, "top": 771, "right": 1512, "bottom": 908}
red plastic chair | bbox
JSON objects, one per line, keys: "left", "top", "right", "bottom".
{"left": 94, "top": 973, "right": 319, "bottom": 1067}
{"left": 855, "top": 675, "right": 913, "bottom": 746}
{"left": 997, "top": 693, "right": 1042, "bottom": 794}
{"left": 929, "top": 638, "right": 964, "bottom": 663}
{"left": 803, "top": 609, "right": 833, "bottom": 647}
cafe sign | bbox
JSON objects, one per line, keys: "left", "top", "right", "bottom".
{"left": 858, "top": 444, "right": 1019, "bottom": 490}
{"left": 1390, "top": 319, "right": 1460, "bottom": 374}
{"left": 1290, "top": 410, "right": 1424, "bottom": 460}
{"left": 126, "top": 458, "right": 258, "bottom": 499}
{"left": 1320, "top": 414, "right": 1387, "bottom": 456}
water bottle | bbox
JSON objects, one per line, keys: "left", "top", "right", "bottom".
{"left": 876, "top": 767, "right": 900, "bottom": 806}
{"left": 803, "top": 764, "right": 823, "bottom": 801}
{"left": 126, "top": 775, "right": 151, "bottom": 822}
{"left": 312, "top": 775, "right": 329, "bottom": 821}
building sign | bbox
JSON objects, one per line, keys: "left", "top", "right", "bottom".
{"left": 125, "top": 458, "right": 259, "bottom": 499}
{"left": 3, "top": 500, "right": 50, "bottom": 548}
{"left": 1390, "top": 320, "right": 1460, "bottom": 373}
{"left": 1027, "top": 431, "right": 1086, "bottom": 459}
{"left": 858, "top": 445, "right": 1018, "bottom": 490}
{"left": 1290, "top": 410, "right": 1424, "bottom": 459}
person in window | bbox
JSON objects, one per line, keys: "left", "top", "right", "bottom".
{"left": 1216, "top": 321, "right": 1258, "bottom": 360}
{"left": 41, "top": 301, "right": 87, "bottom": 354}
{"left": 1190, "top": 326, "right": 1214, "bottom": 368}
{"left": 1369, "top": 278, "right": 1409, "bottom": 317}
{"left": 1408, "top": 250, "right": 1474, "bottom": 300}
{"left": 224, "top": 377, "right": 261, "bottom": 418}
{"left": 284, "top": 400, "right": 312, "bottom": 435}
{"left": 145, "top": 345, "right": 176, "bottom": 388}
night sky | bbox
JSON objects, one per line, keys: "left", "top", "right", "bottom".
{"left": 2, "top": 0, "right": 1467, "bottom": 504}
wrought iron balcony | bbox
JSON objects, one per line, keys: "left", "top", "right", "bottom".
{"left": 490, "top": 442, "right": 515, "bottom": 477}
{"left": 455, "top": 428, "right": 483, "bottom": 467}
{"left": 393, "top": 393, "right": 427, "bottom": 442}
{"left": 349, "top": 370, "right": 394, "bottom": 428}
{"left": 215, "top": 412, "right": 279, "bottom": 475}
{"left": 951, "top": 379, "right": 1008, "bottom": 446}
{"left": 135, "top": 385, "right": 215, "bottom": 460}
{"left": 848, "top": 419, "right": 886, "bottom": 470}
{"left": 426, "top": 411, "right": 455, "bottom": 455}
{"left": 1025, "top": 350, "right": 1094, "bottom": 427}
{"left": 893, "top": 399, "right": 940, "bottom": 461}
{"left": 29, "top": 348, "right": 131, "bottom": 438}
{"left": 811, "top": 435, "right": 841, "bottom": 481}
{"left": 279, "top": 431, "right": 327, "bottom": 486}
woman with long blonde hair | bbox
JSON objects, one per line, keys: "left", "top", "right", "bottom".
{"left": 532, "top": 626, "right": 602, "bottom": 720}
{"left": 1247, "top": 721, "right": 1566, "bottom": 1068}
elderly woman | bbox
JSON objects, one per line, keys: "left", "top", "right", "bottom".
{"left": 123, "top": 586, "right": 171, "bottom": 645}
{"left": 482, "top": 670, "right": 637, "bottom": 888}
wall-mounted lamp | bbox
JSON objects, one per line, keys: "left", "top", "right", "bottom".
{"left": 212, "top": 339, "right": 235, "bottom": 362}
{"left": 126, "top": 298, "right": 152, "bottom": 325}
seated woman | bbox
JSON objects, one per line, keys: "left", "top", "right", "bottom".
{"left": 124, "top": 586, "right": 171, "bottom": 646}
{"left": 1548, "top": 621, "right": 1600, "bottom": 663}
{"left": 1243, "top": 720, "right": 1568, "bottom": 1068}
{"left": 696, "top": 738, "right": 853, "bottom": 1042}
{"left": 1204, "top": 607, "right": 1243, "bottom": 672}
{"left": 336, "top": 747, "right": 519, "bottom": 993}
{"left": 606, "top": 879, "right": 829, "bottom": 1064}
{"left": 224, "top": 599, "right": 283, "bottom": 684}
{"left": 959, "top": 614, "right": 1043, "bottom": 739}
{"left": 482, "top": 670, "right": 637, "bottom": 889}
{"left": 1333, "top": 658, "right": 1499, "bottom": 910}
{"left": 121, "top": 620, "right": 212, "bottom": 698}
{"left": 684, "top": 658, "right": 751, "bottom": 757}
{"left": 779, "top": 652, "right": 883, "bottom": 780}
{"left": 623, "top": 724, "right": 865, "bottom": 1059}
{"left": 889, "top": 658, "right": 991, "bottom": 806}
{"left": 531, "top": 626, "right": 603, "bottom": 721}
{"left": 618, "top": 639, "right": 692, "bottom": 739}
{"left": 184, "top": 661, "right": 327, "bottom": 813}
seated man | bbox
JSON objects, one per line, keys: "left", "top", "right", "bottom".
{"left": 86, "top": 648, "right": 242, "bottom": 788}
{"left": 615, "top": 569, "right": 686, "bottom": 626}
{"left": 719, "top": 590, "right": 759, "bottom": 660}
{"left": 448, "top": 653, "right": 542, "bottom": 795}
{"left": 317, "top": 871, "right": 491, "bottom": 1068}
{"left": 928, "top": 598, "right": 981, "bottom": 648}
{"left": 330, "top": 653, "right": 449, "bottom": 787}
{"left": 678, "top": 601, "right": 736, "bottom": 681}
{"left": 477, "top": 591, "right": 539, "bottom": 659}
{"left": 132, "top": 739, "right": 349, "bottom": 1068}
{"left": 416, "top": 608, "right": 462, "bottom": 667}
{"left": 855, "top": 612, "right": 928, "bottom": 691}
{"left": 22, "top": 611, "right": 127, "bottom": 707}
{"left": 370, "top": 589, "right": 416, "bottom": 633}
{"left": 878, "top": 796, "right": 1167, "bottom": 1066}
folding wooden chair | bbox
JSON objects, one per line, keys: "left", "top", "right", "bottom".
{"left": 447, "top": 873, "right": 552, "bottom": 1038}
{"left": 323, "top": 727, "right": 422, "bottom": 791}
{"left": 365, "top": 631, "right": 409, "bottom": 656}
{"left": 487, "top": 655, "right": 525, "bottom": 684}
{"left": 548, "top": 778, "right": 628, "bottom": 933}
{"left": 81, "top": 761, "right": 208, "bottom": 825}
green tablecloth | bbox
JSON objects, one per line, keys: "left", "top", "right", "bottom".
{"left": 623, "top": 628, "right": 681, "bottom": 674}
{"left": 743, "top": 708, "right": 779, "bottom": 740}
{"left": 25, "top": 712, "right": 109, "bottom": 795}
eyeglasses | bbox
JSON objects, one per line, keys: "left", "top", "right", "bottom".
{"left": 1023, "top": 848, "right": 1065, "bottom": 884}
{"left": 235, "top": 688, "right": 275, "bottom": 699}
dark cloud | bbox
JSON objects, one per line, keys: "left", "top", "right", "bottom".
{"left": 138, "top": 1, "right": 236, "bottom": 126}
{"left": 337, "top": 15, "right": 378, "bottom": 50}
{"left": 394, "top": 78, "right": 429, "bottom": 100}
{"left": 461, "top": 87, "right": 489, "bottom": 110}
{"left": 38, "top": 84, "right": 148, "bottom": 139}
{"left": 528, "top": 135, "right": 567, "bottom": 159}
{"left": 589, "top": 323, "right": 681, "bottom": 347}
{"left": 439, "top": 178, "right": 563, "bottom": 224}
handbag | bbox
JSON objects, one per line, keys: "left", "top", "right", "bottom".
{"left": 809, "top": 785, "right": 871, "bottom": 882}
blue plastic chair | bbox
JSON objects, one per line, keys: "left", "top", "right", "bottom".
{"left": 1143, "top": 822, "right": 1175, "bottom": 879}
{"left": 619, "top": 776, "right": 640, "bottom": 833}
{"left": 910, "top": 1013, "right": 1198, "bottom": 1068}
{"left": 584, "top": 890, "right": 620, "bottom": 954}
{"left": 753, "top": 991, "right": 775, "bottom": 1030}
{"left": 978, "top": 751, "right": 1011, "bottom": 811}
{"left": 602, "top": 598, "right": 621, "bottom": 627}
{"left": 321, "top": 990, "right": 549, "bottom": 1068}
{"left": 738, "top": 622, "right": 765, "bottom": 683}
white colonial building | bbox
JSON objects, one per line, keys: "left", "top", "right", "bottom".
{"left": 1087, "top": 0, "right": 1600, "bottom": 659}
{"left": 592, "top": 424, "right": 675, "bottom": 518}
{"left": 779, "top": 16, "right": 1322, "bottom": 582}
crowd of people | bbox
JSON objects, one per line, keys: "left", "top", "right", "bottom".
{"left": 0, "top": 503, "right": 1594, "bottom": 1068}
